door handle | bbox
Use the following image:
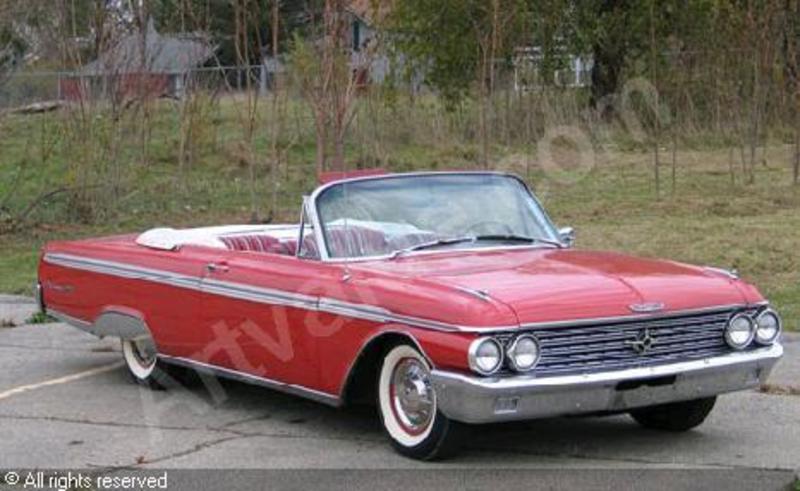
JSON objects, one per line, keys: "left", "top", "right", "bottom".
{"left": 206, "top": 262, "right": 230, "bottom": 274}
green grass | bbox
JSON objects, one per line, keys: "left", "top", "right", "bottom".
{"left": 0, "top": 235, "right": 41, "bottom": 295}
{"left": 0, "top": 94, "right": 798, "bottom": 330}
{"left": 26, "top": 311, "right": 56, "bottom": 324}
{"left": 539, "top": 145, "right": 800, "bottom": 331}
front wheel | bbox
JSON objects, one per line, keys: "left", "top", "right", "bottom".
{"left": 377, "top": 344, "right": 463, "bottom": 460}
{"left": 629, "top": 396, "right": 717, "bottom": 432}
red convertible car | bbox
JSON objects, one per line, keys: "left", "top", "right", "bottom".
{"left": 37, "top": 171, "right": 783, "bottom": 459}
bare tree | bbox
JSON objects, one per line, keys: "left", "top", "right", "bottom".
{"left": 265, "top": 0, "right": 298, "bottom": 220}
{"left": 473, "top": 0, "right": 515, "bottom": 168}
{"left": 784, "top": 0, "right": 800, "bottom": 185}
{"left": 292, "top": 0, "right": 375, "bottom": 174}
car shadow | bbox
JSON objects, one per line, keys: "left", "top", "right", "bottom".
{"left": 156, "top": 370, "right": 711, "bottom": 461}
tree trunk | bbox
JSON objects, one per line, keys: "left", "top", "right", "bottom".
{"left": 794, "top": 127, "right": 800, "bottom": 185}
{"left": 333, "top": 136, "right": 346, "bottom": 171}
{"left": 268, "top": 0, "right": 281, "bottom": 219}
{"left": 590, "top": 46, "right": 624, "bottom": 115}
{"left": 589, "top": 0, "right": 626, "bottom": 116}
{"left": 478, "top": 39, "right": 490, "bottom": 169}
{"left": 315, "top": 116, "right": 327, "bottom": 177}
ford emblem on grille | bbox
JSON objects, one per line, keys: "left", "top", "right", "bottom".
{"left": 629, "top": 302, "right": 665, "bottom": 313}
{"left": 625, "top": 328, "right": 656, "bottom": 355}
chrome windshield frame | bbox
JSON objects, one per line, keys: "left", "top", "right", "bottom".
{"left": 307, "top": 171, "right": 561, "bottom": 263}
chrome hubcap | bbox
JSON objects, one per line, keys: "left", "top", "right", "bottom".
{"left": 130, "top": 339, "right": 156, "bottom": 368}
{"left": 390, "top": 358, "right": 435, "bottom": 434}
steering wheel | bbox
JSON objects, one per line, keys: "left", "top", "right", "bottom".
{"left": 465, "top": 221, "right": 514, "bottom": 236}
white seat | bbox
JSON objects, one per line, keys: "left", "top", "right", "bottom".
{"left": 136, "top": 225, "right": 299, "bottom": 251}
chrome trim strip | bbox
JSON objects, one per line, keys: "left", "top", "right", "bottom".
{"left": 318, "top": 297, "right": 500, "bottom": 332}
{"left": 321, "top": 243, "right": 552, "bottom": 265}
{"left": 433, "top": 343, "right": 783, "bottom": 391}
{"left": 317, "top": 297, "right": 392, "bottom": 323}
{"left": 47, "top": 305, "right": 340, "bottom": 406}
{"left": 517, "top": 304, "right": 756, "bottom": 331}
{"left": 42, "top": 252, "right": 501, "bottom": 332}
{"left": 703, "top": 266, "right": 740, "bottom": 280}
{"left": 202, "top": 278, "right": 318, "bottom": 310}
{"left": 45, "top": 252, "right": 317, "bottom": 310}
{"left": 43, "top": 252, "right": 764, "bottom": 334}
{"left": 307, "top": 180, "right": 331, "bottom": 261}
{"left": 45, "top": 253, "right": 202, "bottom": 288}
{"left": 48, "top": 308, "right": 93, "bottom": 331}
{"left": 158, "top": 354, "right": 341, "bottom": 407}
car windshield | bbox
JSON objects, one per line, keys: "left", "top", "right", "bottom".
{"left": 313, "top": 173, "right": 560, "bottom": 259}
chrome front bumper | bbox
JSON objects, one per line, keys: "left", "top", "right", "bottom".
{"left": 431, "top": 344, "right": 783, "bottom": 424}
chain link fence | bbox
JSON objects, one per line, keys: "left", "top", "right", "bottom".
{"left": 0, "top": 64, "right": 288, "bottom": 110}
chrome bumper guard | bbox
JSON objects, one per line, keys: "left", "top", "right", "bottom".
{"left": 431, "top": 344, "right": 783, "bottom": 424}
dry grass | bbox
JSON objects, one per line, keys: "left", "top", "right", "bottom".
{"left": 760, "top": 383, "right": 800, "bottom": 396}
{"left": 0, "top": 94, "right": 797, "bottom": 330}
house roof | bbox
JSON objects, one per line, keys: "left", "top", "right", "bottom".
{"left": 348, "top": 0, "right": 390, "bottom": 24}
{"left": 80, "top": 20, "right": 214, "bottom": 76}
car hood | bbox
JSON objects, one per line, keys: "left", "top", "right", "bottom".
{"left": 355, "top": 248, "right": 761, "bottom": 326}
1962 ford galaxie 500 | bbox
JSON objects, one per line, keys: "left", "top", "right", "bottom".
{"left": 36, "top": 171, "right": 783, "bottom": 459}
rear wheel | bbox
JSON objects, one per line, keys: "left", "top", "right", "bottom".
{"left": 377, "top": 344, "right": 463, "bottom": 460}
{"left": 121, "top": 337, "right": 165, "bottom": 389}
{"left": 629, "top": 396, "right": 717, "bottom": 432}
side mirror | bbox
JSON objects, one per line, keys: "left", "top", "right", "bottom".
{"left": 558, "top": 227, "right": 576, "bottom": 247}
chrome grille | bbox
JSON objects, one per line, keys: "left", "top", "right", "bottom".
{"left": 503, "top": 308, "right": 757, "bottom": 376}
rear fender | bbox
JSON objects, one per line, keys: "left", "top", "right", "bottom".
{"left": 93, "top": 309, "right": 153, "bottom": 341}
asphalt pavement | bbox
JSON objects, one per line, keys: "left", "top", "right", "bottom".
{"left": 0, "top": 295, "right": 798, "bottom": 490}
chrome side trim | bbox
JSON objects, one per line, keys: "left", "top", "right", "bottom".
{"left": 202, "top": 278, "right": 317, "bottom": 310}
{"left": 45, "top": 253, "right": 202, "bottom": 289}
{"left": 317, "top": 297, "right": 392, "bottom": 323}
{"left": 317, "top": 297, "right": 501, "bottom": 332}
{"left": 45, "top": 252, "right": 317, "bottom": 310}
{"left": 48, "top": 308, "right": 93, "bottom": 332}
{"left": 704, "top": 266, "right": 740, "bottom": 280}
{"left": 43, "top": 252, "right": 764, "bottom": 334}
{"left": 453, "top": 286, "right": 492, "bottom": 302}
{"left": 42, "top": 252, "right": 504, "bottom": 333}
{"left": 158, "top": 354, "right": 341, "bottom": 407}
{"left": 48, "top": 304, "right": 340, "bottom": 406}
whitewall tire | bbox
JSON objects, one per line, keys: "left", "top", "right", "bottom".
{"left": 121, "top": 336, "right": 163, "bottom": 389}
{"left": 377, "top": 343, "right": 463, "bottom": 460}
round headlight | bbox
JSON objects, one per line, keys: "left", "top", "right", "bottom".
{"left": 755, "top": 309, "right": 781, "bottom": 345}
{"left": 507, "top": 335, "right": 541, "bottom": 372}
{"left": 468, "top": 337, "right": 503, "bottom": 375}
{"left": 725, "top": 314, "right": 755, "bottom": 350}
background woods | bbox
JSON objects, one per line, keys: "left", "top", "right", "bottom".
{"left": 0, "top": 0, "right": 799, "bottom": 328}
